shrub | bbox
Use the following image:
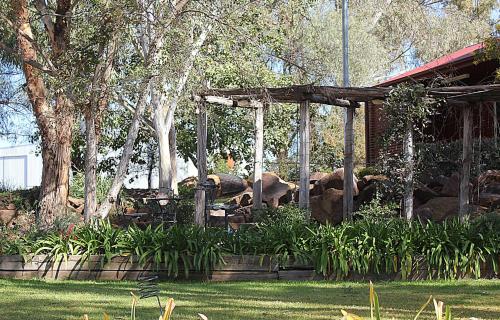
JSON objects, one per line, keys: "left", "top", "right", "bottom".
{"left": 2, "top": 210, "right": 499, "bottom": 280}
{"left": 417, "top": 138, "right": 500, "bottom": 181}
{"left": 355, "top": 198, "right": 399, "bottom": 220}
{"left": 356, "top": 166, "right": 379, "bottom": 178}
{"left": 176, "top": 185, "right": 195, "bottom": 225}
{"left": 69, "top": 171, "right": 113, "bottom": 204}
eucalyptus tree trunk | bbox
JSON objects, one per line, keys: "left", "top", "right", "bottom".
{"left": 83, "top": 29, "right": 119, "bottom": 221}
{"left": 96, "top": 0, "right": 192, "bottom": 218}
{"left": 97, "top": 82, "right": 151, "bottom": 218}
{"left": 403, "top": 122, "right": 414, "bottom": 220}
{"left": 169, "top": 123, "right": 178, "bottom": 194}
{"left": 153, "top": 96, "right": 173, "bottom": 194}
{"left": 152, "top": 26, "right": 210, "bottom": 196}
{"left": 84, "top": 115, "right": 98, "bottom": 221}
{"left": 12, "top": 0, "right": 74, "bottom": 229}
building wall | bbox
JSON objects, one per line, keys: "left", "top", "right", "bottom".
{"left": 0, "top": 144, "right": 43, "bottom": 189}
{"left": 0, "top": 143, "right": 197, "bottom": 190}
{"left": 365, "top": 58, "right": 499, "bottom": 166}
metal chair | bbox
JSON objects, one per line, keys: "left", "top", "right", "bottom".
{"left": 150, "top": 189, "right": 180, "bottom": 226}
{"left": 137, "top": 275, "right": 163, "bottom": 317}
{"left": 201, "top": 181, "right": 238, "bottom": 231}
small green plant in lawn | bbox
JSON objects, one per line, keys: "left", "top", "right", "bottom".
{"left": 341, "top": 282, "right": 452, "bottom": 320}
{"left": 84, "top": 292, "right": 207, "bottom": 320}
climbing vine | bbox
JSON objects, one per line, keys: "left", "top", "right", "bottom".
{"left": 377, "top": 83, "right": 441, "bottom": 201}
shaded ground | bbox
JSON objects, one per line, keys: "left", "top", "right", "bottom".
{"left": 0, "top": 279, "right": 499, "bottom": 319}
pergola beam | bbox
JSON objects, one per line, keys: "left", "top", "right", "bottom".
{"left": 198, "top": 84, "right": 500, "bottom": 106}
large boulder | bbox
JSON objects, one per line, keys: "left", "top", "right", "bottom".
{"left": 311, "top": 168, "right": 359, "bottom": 197}
{"left": 0, "top": 208, "right": 17, "bottom": 225}
{"left": 310, "top": 172, "right": 328, "bottom": 183}
{"left": 476, "top": 170, "right": 500, "bottom": 189}
{"left": 478, "top": 193, "right": 500, "bottom": 208}
{"left": 310, "top": 188, "right": 343, "bottom": 225}
{"left": 179, "top": 176, "right": 198, "bottom": 188}
{"left": 440, "top": 172, "right": 460, "bottom": 197}
{"left": 249, "top": 172, "right": 296, "bottom": 208}
{"left": 355, "top": 175, "right": 388, "bottom": 207}
{"left": 414, "top": 183, "right": 440, "bottom": 204}
{"left": 207, "top": 173, "right": 249, "bottom": 197}
{"left": 475, "top": 170, "right": 500, "bottom": 208}
{"left": 415, "top": 197, "right": 459, "bottom": 222}
{"left": 228, "top": 190, "right": 253, "bottom": 207}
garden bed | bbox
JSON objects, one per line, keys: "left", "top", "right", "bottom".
{"left": 0, "top": 254, "right": 498, "bottom": 281}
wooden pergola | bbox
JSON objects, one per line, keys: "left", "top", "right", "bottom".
{"left": 193, "top": 84, "right": 500, "bottom": 225}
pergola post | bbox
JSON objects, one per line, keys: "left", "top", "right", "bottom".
{"left": 252, "top": 100, "right": 264, "bottom": 210}
{"left": 403, "top": 122, "right": 414, "bottom": 220}
{"left": 195, "top": 100, "right": 208, "bottom": 226}
{"left": 299, "top": 100, "right": 311, "bottom": 214}
{"left": 343, "top": 106, "right": 355, "bottom": 221}
{"left": 494, "top": 102, "right": 498, "bottom": 149}
{"left": 459, "top": 103, "right": 473, "bottom": 220}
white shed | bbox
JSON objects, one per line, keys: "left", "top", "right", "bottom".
{"left": 0, "top": 143, "right": 197, "bottom": 190}
{"left": 0, "top": 144, "right": 43, "bottom": 190}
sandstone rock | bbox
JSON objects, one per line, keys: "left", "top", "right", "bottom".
{"left": 355, "top": 175, "right": 388, "bottom": 207}
{"left": 249, "top": 172, "right": 295, "bottom": 208}
{"left": 356, "top": 183, "right": 378, "bottom": 207}
{"left": 478, "top": 193, "right": 500, "bottom": 208}
{"left": 0, "top": 209, "right": 17, "bottom": 225}
{"left": 310, "top": 188, "right": 343, "bottom": 225}
{"left": 414, "top": 183, "right": 440, "bottom": 204}
{"left": 476, "top": 170, "right": 500, "bottom": 189}
{"left": 362, "top": 175, "right": 388, "bottom": 184}
{"left": 311, "top": 168, "right": 359, "bottom": 197}
{"left": 310, "top": 172, "right": 328, "bottom": 183}
{"left": 75, "top": 204, "right": 85, "bottom": 215}
{"left": 440, "top": 172, "right": 460, "bottom": 197}
{"left": 68, "top": 196, "right": 84, "bottom": 208}
{"left": 208, "top": 173, "right": 249, "bottom": 197}
{"left": 415, "top": 197, "right": 459, "bottom": 222}
{"left": 179, "top": 176, "right": 198, "bottom": 188}
{"left": 228, "top": 190, "right": 253, "bottom": 207}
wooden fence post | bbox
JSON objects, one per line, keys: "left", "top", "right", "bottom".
{"left": 459, "top": 103, "right": 473, "bottom": 220}
{"left": 253, "top": 100, "right": 264, "bottom": 210}
{"left": 343, "top": 106, "right": 355, "bottom": 221}
{"left": 403, "top": 122, "right": 414, "bottom": 220}
{"left": 299, "top": 100, "right": 311, "bottom": 215}
{"left": 195, "top": 100, "right": 207, "bottom": 226}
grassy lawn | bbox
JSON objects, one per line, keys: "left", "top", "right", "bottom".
{"left": 0, "top": 279, "right": 499, "bottom": 320}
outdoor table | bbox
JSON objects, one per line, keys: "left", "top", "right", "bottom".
{"left": 143, "top": 194, "right": 182, "bottom": 225}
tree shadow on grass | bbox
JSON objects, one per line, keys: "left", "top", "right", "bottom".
{"left": 1, "top": 279, "right": 499, "bottom": 319}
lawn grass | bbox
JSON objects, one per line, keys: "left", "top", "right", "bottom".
{"left": 0, "top": 279, "right": 499, "bottom": 320}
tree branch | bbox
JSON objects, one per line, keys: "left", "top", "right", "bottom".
{"left": 0, "top": 11, "right": 57, "bottom": 72}
{"left": 0, "top": 41, "right": 55, "bottom": 74}
{"left": 34, "top": 0, "right": 56, "bottom": 46}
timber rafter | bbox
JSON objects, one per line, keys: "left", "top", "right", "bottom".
{"left": 196, "top": 84, "right": 500, "bottom": 107}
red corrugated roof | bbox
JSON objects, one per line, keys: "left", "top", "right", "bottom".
{"left": 378, "top": 42, "right": 484, "bottom": 86}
